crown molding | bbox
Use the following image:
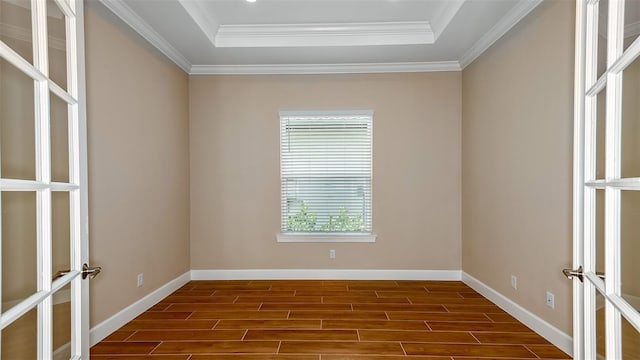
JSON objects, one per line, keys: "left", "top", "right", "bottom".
{"left": 98, "top": 0, "right": 191, "bottom": 72}
{"left": 431, "top": 0, "right": 466, "bottom": 39}
{"left": 215, "top": 21, "right": 435, "bottom": 48}
{"left": 176, "top": 0, "right": 219, "bottom": 47}
{"left": 458, "top": 0, "right": 543, "bottom": 69}
{"left": 190, "top": 61, "right": 461, "bottom": 75}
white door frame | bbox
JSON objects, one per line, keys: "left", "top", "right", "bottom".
{"left": 0, "top": 0, "right": 90, "bottom": 358}
{"left": 573, "top": 0, "right": 640, "bottom": 358}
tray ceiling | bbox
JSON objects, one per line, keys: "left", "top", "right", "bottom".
{"left": 97, "top": 0, "right": 543, "bottom": 74}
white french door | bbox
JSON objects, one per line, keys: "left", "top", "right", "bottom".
{"left": 572, "top": 0, "right": 640, "bottom": 358}
{"left": 0, "top": 0, "right": 90, "bottom": 359}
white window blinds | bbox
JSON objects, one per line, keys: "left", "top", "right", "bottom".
{"left": 280, "top": 111, "right": 373, "bottom": 234}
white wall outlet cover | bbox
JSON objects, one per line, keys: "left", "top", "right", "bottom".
{"left": 546, "top": 291, "right": 555, "bottom": 309}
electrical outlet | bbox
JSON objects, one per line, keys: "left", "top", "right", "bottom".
{"left": 511, "top": 275, "right": 518, "bottom": 290}
{"left": 137, "top": 273, "right": 144, "bottom": 287}
{"left": 329, "top": 249, "right": 336, "bottom": 259}
{"left": 546, "top": 291, "right": 555, "bottom": 308}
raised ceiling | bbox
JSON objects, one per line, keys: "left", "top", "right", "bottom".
{"left": 98, "top": 0, "right": 542, "bottom": 74}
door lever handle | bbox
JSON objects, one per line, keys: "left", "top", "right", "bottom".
{"left": 82, "top": 263, "right": 102, "bottom": 279}
{"left": 563, "top": 266, "right": 584, "bottom": 282}
{"left": 54, "top": 263, "right": 102, "bottom": 280}
{"left": 563, "top": 266, "right": 605, "bottom": 282}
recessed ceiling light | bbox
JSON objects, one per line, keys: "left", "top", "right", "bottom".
{"left": 246, "top": 0, "right": 257, "bottom": 2}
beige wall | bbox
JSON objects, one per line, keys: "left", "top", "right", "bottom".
{"left": 84, "top": 2, "right": 190, "bottom": 326}
{"left": 462, "top": 0, "right": 575, "bottom": 334}
{"left": 189, "top": 73, "right": 462, "bottom": 270}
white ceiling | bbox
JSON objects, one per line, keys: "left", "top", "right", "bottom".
{"left": 98, "top": 0, "right": 543, "bottom": 74}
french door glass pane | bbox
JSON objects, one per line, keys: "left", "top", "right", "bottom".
{"left": 596, "top": 89, "right": 606, "bottom": 179}
{"left": 596, "top": 189, "right": 605, "bottom": 275}
{"left": 52, "top": 191, "right": 70, "bottom": 274}
{"left": 0, "top": 57, "right": 36, "bottom": 181}
{"left": 51, "top": 92, "right": 70, "bottom": 183}
{"left": 47, "top": 0, "right": 67, "bottom": 90}
{"left": 621, "top": 56, "right": 640, "bottom": 178}
{"left": 597, "top": 0, "right": 609, "bottom": 79}
{"left": 622, "top": 316, "right": 640, "bottom": 358}
{"left": 621, "top": 190, "right": 640, "bottom": 313}
{"left": 1, "top": 191, "right": 37, "bottom": 312}
{"left": 1, "top": 308, "right": 37, "bottom": 359}
{"left": 596, "top": 301, "right": 606, "bottom": 358}
{"left": 624, "top": 1, "right": 640, "bottom": 51}
{"left": 53, "top": 283, "right": 72, "bottom": 359}
{"left": 0, "top": 0, "right": 33, "bottom": 63}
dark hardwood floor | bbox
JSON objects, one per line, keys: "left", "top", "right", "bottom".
{"left": 90, "top": 280, "right": 571, "bottom": 359}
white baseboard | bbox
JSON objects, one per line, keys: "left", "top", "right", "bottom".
{"left": 89, "top": 271, "right": 191, "bottom": 346}
{"left": 190, "top": 269, "right": 461, "bottom": 281}
{"left": 462, "top": 272, "right": 573, "bottom": 356}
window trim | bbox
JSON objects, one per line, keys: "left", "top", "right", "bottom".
{"left": 279, "top": 109, "right": 375, "bottom": 242}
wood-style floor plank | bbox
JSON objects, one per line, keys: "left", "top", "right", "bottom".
{"left": 101, "top": 330, "right": 135, "bottom": 342}
{"left": 322, "top": 356, "right": 451, "bottom": 360}
{"left": 427, "top": 321, "right": 532, "bottom": 332}
{"left": 152, "top": 340, "right": 280, "bottom": 354}
{"left": 526, "top": 344, "right": 573, "bottom": 359}
{"left": 91, "top": 356, "right": 190, "bottom": 360}
{"left": 402, "top": 343, "right": 537, "bottom": 357}
{"left": 358, "top": 330, "right": 479, "bottom": 343}
{"left": 165, "top": 303, "right": 260, "bottom": 312}
{"left": 119, "top": 319, "right": 217, "bottom": 330}
{"left": 91, "top": 342, "right": 160, "bottom": 355}
{"left": 472, "top": 331, "right": 552, "bottom": 345}
{"left": 288, "top": 310, "right": 388, "bottom": 320}
{"left": 91, "top": 280, "right": 571, "bottom": 360}
{"left": 259, "top": 303, "right": 352, "bottom": 311}
{"left": 215, "top": 319, "right": 321, "bottom": 329}
{"left": 189, "top": 311, "right": 289, "bottom": 320}
{"left": 127, "top": 330, "right": 246, "bottom": 341}
{"left": 351, "top": 304, "right": 447, "bottom": 312}
{"left": 387, "top": 311, "right": 491, "bottom": 322}
{"left": 190, "top": 356, "right": 319, "bottom": 360}
{"left": 279, "top": 341, "right": 404, "bottom": 355}
{"left": 244, "top": 329, "right": 358, "bottom": 341}
{"left": 322, "top": 319, "right": 430, "bottom": 330}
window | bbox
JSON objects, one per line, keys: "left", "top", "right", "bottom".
{"left": 278, "top": 111, "right": 375, "bottom": 242}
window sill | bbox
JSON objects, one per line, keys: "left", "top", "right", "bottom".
{"left": 277, "top": 233, "right": 377, "bottom": 243}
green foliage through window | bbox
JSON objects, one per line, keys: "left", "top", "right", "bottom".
{"left": 287, "top": 201, "right": 365, "bottom": 232}
{"left": 286, "top": 201, "right": 317, "bottom": 231}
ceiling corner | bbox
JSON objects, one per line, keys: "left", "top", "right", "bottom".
{"left": 458, "top": 0, "right": 543, "bottom": 69}
{"left": 176, "top": 0, "right": 219, "bottom": 47}
{"left": 431, "top": 0, "right": 466, "bottom": 40}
